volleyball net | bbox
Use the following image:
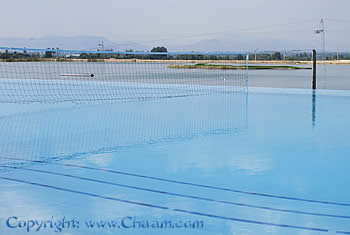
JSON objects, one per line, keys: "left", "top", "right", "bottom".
{"left": 0, "top": 47, "right": 248, "bottom": 104}
{"left": 0, "top": 93, "right": 248, "bottom": 166}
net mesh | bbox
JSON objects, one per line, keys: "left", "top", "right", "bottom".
{"left": 0, "top": 93, "right": 247, "bottom": 166}
{"left": 0, "top": 47, "right": 248, "bottom": 166}
{"left": 0, "top": 48, "right": 248, "bottom": 104}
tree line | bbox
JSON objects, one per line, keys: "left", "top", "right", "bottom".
{"left": 1, "top": 47, "right": 349, "bottom": 61}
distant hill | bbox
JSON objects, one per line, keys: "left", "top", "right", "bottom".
{"left": 169, "top": 38, "right": 316, "bottom": 52}
{"left": 1, "top": 35, "right": 342, "bottom": 54}
{"left": 0, "top": 35, "right": 148, "bottom": 51}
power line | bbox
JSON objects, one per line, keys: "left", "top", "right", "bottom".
{"left": 137, "top": 19, "right": 319, "bottom": 44}
{"left": 325, "top": 18, "right": 350, "bottom": 23}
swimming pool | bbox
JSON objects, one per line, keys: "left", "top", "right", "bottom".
{"left": 0, "top": 87, "right": 349, "bottom": 235}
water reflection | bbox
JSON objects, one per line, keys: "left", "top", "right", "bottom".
{"left": 312, "top": 90, "right": 317, "bottom": 128}
{"left": 1, "top": 88, "right": 350, "bottom": 235}
{"left": 0, "top": 92, "right": 248, "bottom": 166}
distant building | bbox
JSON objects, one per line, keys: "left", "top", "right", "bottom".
{"left": 65, "top": 54, "right": 80, "bottom": 58}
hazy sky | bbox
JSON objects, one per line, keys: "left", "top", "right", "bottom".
{"left": 0, "top": 0, "right": 349, "bottom": 50}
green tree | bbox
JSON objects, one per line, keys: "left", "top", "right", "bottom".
{"left": 236, "top": 54, "right": 244, "bottom": 60}
{"left": 272, "top": 52, "right": 282, "bottom": 60}
{"left": 150, "top": 46, "right": 168, "bottom": 59}
{"left": 151, "top": 46, "right": 167, "bottom": 53}
{"left": 44, "top": 51, "right": 55, "bottom": 58}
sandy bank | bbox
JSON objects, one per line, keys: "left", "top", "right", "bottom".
{"left": 1, "top": 58, "right": 349, "bottom": 65}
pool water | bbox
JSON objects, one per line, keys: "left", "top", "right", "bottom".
{"left": 0, "top": 87, "right": 350, "bottom": 235}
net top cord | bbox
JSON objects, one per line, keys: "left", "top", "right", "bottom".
{"left": 0, "top": 47, "right": 249, "bottom": 56}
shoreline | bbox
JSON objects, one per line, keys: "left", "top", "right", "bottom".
{"left": 1, "top": 58, "right": 350, "bottom": 65}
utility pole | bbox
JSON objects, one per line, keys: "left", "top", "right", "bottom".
{"left": 337, "top": 49, "right": 339, "bottom": 61}
{"left": 98, "top": 41, "right": 104, "bottom": 51}
{"left": 314, "top": 19, "right": 328, "bottom": 89}
{"left": 315, "top": 19, "right": 326, "bottom": 59}
{"left": 254, "top": 48, "right": 259, "bottom": 61}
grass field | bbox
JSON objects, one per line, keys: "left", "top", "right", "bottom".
{"left": 168, "top": 63, "right": 311, "bottom": 70}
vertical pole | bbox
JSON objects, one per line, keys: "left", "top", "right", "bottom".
{"left": 312, "top": 49, "right": 317, "bottom": 90}
{"left": 254, "top": 49, "right": 257, "bottom": 61}
{"left": 246, "top": 53, "right": 249, "bottom": 90}
{"left": 337, "top": 49, "right": 339, "bottom": 61}
{"left": 245, "top": 53, "right": 249, "bottom": 130}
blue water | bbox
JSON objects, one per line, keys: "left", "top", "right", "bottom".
{"left": 0, "top": 87, "right": 350, "bottom": 235}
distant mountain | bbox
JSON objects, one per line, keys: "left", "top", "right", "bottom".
{"left": 169, "top": 39, "right": 238, "bottom": 52}
{"left": 168, "top": 38, "right": 317, "bottom": 53}
{"left": 0, "top": 35, "right": 324, "bottom": 53}
{"left": 0, "top": 35, "right": 148, "bottom": 51}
